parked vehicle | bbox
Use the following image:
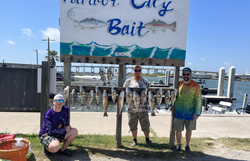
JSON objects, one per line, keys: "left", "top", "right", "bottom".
{"left": 56, "top": 72, "right": 64, "bottom": 81}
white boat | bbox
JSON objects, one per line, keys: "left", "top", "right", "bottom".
{"left": 202, "top": 101, "right": 250, "bottom": 115}
{"left": 73, "top": 75, "right": 118, "bottom": 86}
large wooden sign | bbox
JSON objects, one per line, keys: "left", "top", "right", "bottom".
{"left": 60, "top": 0, "right": 190, "bottom": 66}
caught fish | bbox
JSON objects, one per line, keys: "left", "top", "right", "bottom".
{"left": 67, "top": 7, "right": 107, "bottom": 29}
{"left": 171, "top": 89, "right": 178, "bottom": 107}
{"left": 148, "top": 91, "right": 156, "bottom": 116}
{"left": 103, "top": 90, "right": 108, "bottom": 117}
{"left": 87, "top": 90, "right": 94, "bottom": 110}
{"left": 133, "top": 90, "right": 140, "bottom": 113}
{"left": 145, "top": 19, "right": 176, "bottom": 33}
{"left": 95, "top": 86, "right": 102, "bottom": 106}
{"left": 126, "top": 87, "right": 133, "bottom": 108}
{"left": 156, "top": 88, "right": 162, "bottom": 110}
{"left": 71, "top": 88, "right": 78, "bottom": 108}
{"left": 140, "top": 88, "right": 147, "bottom": 105}
{"left": 117, "top": 90, "right": 124, "bottom": 117}
{"left": 80, "top": 86, "right": 86, "bottom": 106}
{"left": 99, "top": 67, "right": 106, "bottom": 85}
{"left": 63, "top": 86, "right": 69, "bottom": 104}
{"left": 111, "top": 87, "right": 117, "bottom": 104}
{"left": 107, "top": 67, "right": 113, "bottom": 84}
{"left": 164, "top": 90, "right": 171, "bottom": 110}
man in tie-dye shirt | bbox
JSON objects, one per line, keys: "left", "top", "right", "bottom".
{"left": 169, "top": 67, "right": 202, "bottom": 157}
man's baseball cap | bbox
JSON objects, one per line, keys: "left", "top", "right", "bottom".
{"left": 54, "top": 94, "right": 64, "bottom": 100}
{"left": 182, "top": 67, "right": 192, "bottom": 74}
{"left": 133, "top": 65, "right": 141, "bottom": 69}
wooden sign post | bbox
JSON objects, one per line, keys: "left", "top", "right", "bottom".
{"left": 169, "top": 66, "right": 180, "bottom": 149}
{"left": 40, "top": 61, "right": 50, "bottom": 128}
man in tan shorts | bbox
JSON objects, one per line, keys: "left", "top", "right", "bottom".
{"left": 123, "top": 65, "right": 153, "bottom": 147}
{"left": 169, "top": 67, "right": 202, "bottom": 157}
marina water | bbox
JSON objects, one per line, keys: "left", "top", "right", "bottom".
{"left": 67, "top": 76, "right": 250, "bottom": 113}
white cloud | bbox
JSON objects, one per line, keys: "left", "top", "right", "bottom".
{"left": 38, "top": 49, "right": 48, "bottom": 54}
{"left": 7, "top": 40, "right": 16, "bottom": 45}
{"left": 187, "top": 62, "right": 193, "bottom": 65}
{"left": 224, "top": 62, "right": 229, "bottom": 66}
{"left": 22, "top": 28, "right": 33, "bottom": 37}
{"left": 200, "top": 58, "right": 206, "bottom": 61}
{"left": 40, "top": 28, "right": 60, "bottom": 42}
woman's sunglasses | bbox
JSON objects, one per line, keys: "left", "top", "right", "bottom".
{"left": 134, "top": 70, "right": 141, "bottom": 72}
{"left": 182, "top": 73, "right": 190, "bottom": 76}
{"left": 55, "top": 100, "right": 64, "bottom": 103}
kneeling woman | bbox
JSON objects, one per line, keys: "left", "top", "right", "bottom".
{"left": 39, "top": 94, "right": 78, "bottom": 156}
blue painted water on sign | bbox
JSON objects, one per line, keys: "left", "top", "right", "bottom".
{"left": 60, "top": 41, "right": 186, "bottom": 59}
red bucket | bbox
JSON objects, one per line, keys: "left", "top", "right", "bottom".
{"left": 0, "top": 138, "right": 30, "bottom": 161}
{"left": 0, "top": 134, "right": 15, "bottom": 140}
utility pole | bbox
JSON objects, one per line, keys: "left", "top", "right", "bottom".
{"left": 42, "top": 37, "right": 55, "bottom": 63}
{"left": 40, "top": 37, "right": 55, "bottom": 128}
{"left": 34, "top": 49, "right": 38, "bottom": 65}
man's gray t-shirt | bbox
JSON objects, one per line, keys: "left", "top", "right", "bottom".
{"left": 123, "top": 77, "right": 150, "bottom": 113}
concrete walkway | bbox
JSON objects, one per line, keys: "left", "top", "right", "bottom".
{"left": 0, "top": 112, "right": 249, "bottom": 138}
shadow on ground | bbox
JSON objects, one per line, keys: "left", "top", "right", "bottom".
{"left": 27, "top": 143, "right": 244, "bottom": 161}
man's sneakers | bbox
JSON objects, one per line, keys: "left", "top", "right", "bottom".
{"left": 44, "top": 146, "right": 73, "bottom": 156}
{"left": 130, "top": 140, "right": 137, "bottom": 147}
{"left": 130, "top": 140, "right": 154, "bottom": 147}
{"left": 58, "top": 149, "right": 73, "bottom": 156}
{"left": 146, "top": 140, "right": 154, "bottom": 146}
{"left": 173, "top": 144, "right": 192, "bottom": 157}
{"left": 185, "top": 145, "right": 192, "bottom": 157}
{"left": 172, "top": 144, "right": 181, "bottom": 152}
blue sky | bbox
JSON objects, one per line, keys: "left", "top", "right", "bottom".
{"left": 1, "top": 0, "right": 249, "bottom": 74}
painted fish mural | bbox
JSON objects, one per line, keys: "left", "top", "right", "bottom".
{"left": 74, "top": 18, "right": 107, "bottom": 29}
{"left": 67, "top": 7, "right": 107, "bottom": 29}
{"left": 145, "top": 19, "right": 176, "bottom": 33}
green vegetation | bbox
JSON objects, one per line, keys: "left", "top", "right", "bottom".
{"left": 8, "top": 134, "right": 250, "bottom": 160}
{"left": 219, "top": 138, "right": 250, "bottom": 151}
{"left": 44, "top": 50, "right": 59, "bottom": 68}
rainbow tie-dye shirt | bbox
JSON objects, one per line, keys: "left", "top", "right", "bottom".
{"left": 174, "top": 80, "right": 202, "bottom": 120}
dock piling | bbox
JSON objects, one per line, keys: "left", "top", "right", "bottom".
{"left": 227, "top": 66, "right": 236, "bottom": 99}
{"left": 242, "top": 93, "right": 248, "bottom": 114}
{"left": 165, "top": 70, "right": 170, "bottom": 86}
{"left": 217, "top": 67, "right": 225, "bottom": 96}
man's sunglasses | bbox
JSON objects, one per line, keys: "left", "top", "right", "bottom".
{"left": 182, "top": 73, "right": 190, "bottom": 76}
{"left": 55, "top": 100, "right": 64, "bottom": 103}
{"left": 134, "top": 70, "right": 141, "bottom": 72}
